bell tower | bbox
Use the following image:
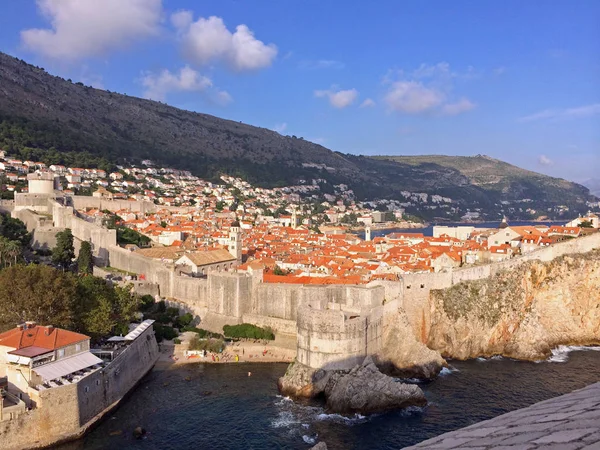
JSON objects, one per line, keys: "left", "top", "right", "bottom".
{"left": 229, "top": 220, "right": 242, "bottom": 262}
{"left": 365, "top": 226, "right": 372, "bottom": 242}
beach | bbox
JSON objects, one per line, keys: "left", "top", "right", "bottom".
{"left": 155, "top": 332, "right": 297, "bottom": 369}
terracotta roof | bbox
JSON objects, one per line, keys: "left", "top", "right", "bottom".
{"left": 135, "top": 246, "right": 183, "bottom": 260}
{"left": 178, "top": 249, "right": 236, "bottom": 266}
{"left": 0, "top": 324, "right": 88, "bottom": 351}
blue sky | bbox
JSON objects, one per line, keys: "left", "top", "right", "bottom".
{"left": 1, "top": 0, "right": 599, "bottom": 183}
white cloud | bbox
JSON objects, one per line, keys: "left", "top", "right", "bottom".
{"left": 360, "top": 98, "right": 376, "bottom": 108}
{"left": 315, "top": 88, "right": 358, "bottom": 109}
{"left": 384, "top": 81, "right": 445, "bottom": 113}
{"left": 141, "top": 66, "right": 214, "bottom": 101}
{"left": 273, "top": 123, "right": 287, "bottom": 133}
{"left": 441, "top": 98, "right": 477, "bottom": 116}
{"left": 21, "top": 0, "right": 162, "bottom": 60}
{"left": 519, "top": 104, "right": 600, "bottom": 122}
{"left": 493, "top": 66, "right": 506, "bottom": 76}
{"left": 383, "top": 63, "right": 476, "bottom": 116}
{"left": 299, "top": 59, "right": 344, "bottom": 70}
{"left": 412, "top": 62, "right": 452, "bottom": 79}
{"left": 172, "top": 13, "right": 277, "bottom": 71}
{"left": 213, "top": 90, "right": 233, "bottom": 106}
{"left": 170, "top": 9, "right": 193, "bottom": 30}
{"left": 538, "top": 155, "right": 553, "bottom": 166}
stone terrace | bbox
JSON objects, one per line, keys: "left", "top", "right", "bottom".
{"left": 403, "top": 382, "right": 600, "bottom": 449}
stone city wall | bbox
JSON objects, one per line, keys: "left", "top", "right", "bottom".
{"left": 71, "top": 196, "right": 198, "bottom": 215}
{"left": 0, "top": 199, "right": 14, "bottom": 214}
{"left": 0, "top": 325, "right": 159, "bottom": 450}
{"left": 397, "top": 231, "right": 600, "bottom": 345}
{"left": 296, "top": 303, "right": 383, "bottom": 370}
{"left": 15, "top": 198, "right": 600, "bottom": 369}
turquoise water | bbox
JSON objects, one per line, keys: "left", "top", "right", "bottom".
{"left": 53, "top": 347, "right": 600, "bottom": 450}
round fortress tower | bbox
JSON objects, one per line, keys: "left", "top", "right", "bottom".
{"left": 27, "top": 172, "right": 57, "bottom": 194}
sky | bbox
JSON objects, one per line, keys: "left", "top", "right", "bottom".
{"left": 0, "top": 0, "right": 599, "bottom": 183}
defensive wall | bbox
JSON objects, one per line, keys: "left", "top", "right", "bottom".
{"left": 0, "top": 199, "right": 14, "bottom": 214}
{"left": 0, "top": 324, "right": 159, "bottom": 450}
{"left": 10, "top": 196, "right": 600, "bottom": 372}
{"left": 70, "top": 195, "right": 197, "bottom": 215}
{"left": 296, "top": 289, "right": 384, "bottom": 370}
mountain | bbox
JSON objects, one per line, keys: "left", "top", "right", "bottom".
{"left": 0, "top": 52, "right": 595, "bottom": 219}
{"left": 582, "top": 179, "right": 600, "bottom": 198}
{"left": 374, "top": 155, "right": 592, "bottom": 205}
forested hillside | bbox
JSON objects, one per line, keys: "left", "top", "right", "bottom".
{"left": 0, "top": 51, "right": 595, "bottom": 218}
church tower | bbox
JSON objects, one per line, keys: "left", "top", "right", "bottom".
{"left": 365, "top": 225, "right": 372, "bottom": 242}
{"left": 229, "top": 220, "right": 243, "bottom": 262}
{"left": 291, "top": 209, "right": 298, "bottom": 229}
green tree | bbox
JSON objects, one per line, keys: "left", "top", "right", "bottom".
{"left": 273, "top": 265, "right": 287, "bottom": 276}
{"left": 0, "top": 264, "right": 78, "bottom": 332}
{"left": 52, "top": 229, "right": 75, "bottom": 268}
{"left": 579, "top": 220, "right": 593, "bottom": 228}
{"left": 0, "top": 213, "right": 31, "bottom": 247}
{"left": 0, "top": 237, "right": 21, "bottom": 268}
{"left": 77, "top": 241, "right": 93, "bottom": 274}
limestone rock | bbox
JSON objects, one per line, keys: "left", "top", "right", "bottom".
{"left": 426, "top": 252, "right": 600, "bottom": 360}
{"left": 277, "top": 360, "right": 331, "bottom": 398}
{"left": 378, "top": 309, "right": 446, "bottom": 379}
{"left": 310, "top": 443, "right": 328, "bottom": 450}
{"left": 324, "top": 356, "right": 427, "bottom": 415}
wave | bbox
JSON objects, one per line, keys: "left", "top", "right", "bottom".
{"left": 398, "top": 405, "right": 426, "bottom": 417}
{"left": 271, "top": 411, "right": 302, "bottom": 429}
{"left": 476, "top": 356, "right": 504, "bottom": 362}
{"left": 439, "top": 365, "right": 460, "bottom": 375}
{"left": 316, "top": 412, "right": 368, "bottom": 424}
{"left": 396, "top": 377, "right": 424, "bottom": 384}
{"left": 302, "top": 435, "right": 317, "bottom": 444}
{"left": 547, "top": 345, "right": 600, "bottom": 363}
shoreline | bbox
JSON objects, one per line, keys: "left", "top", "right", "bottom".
{"left": 155, "top": 337, "right": 296, "bottom": 370}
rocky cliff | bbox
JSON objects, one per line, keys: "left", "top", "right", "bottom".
{"left": 427, "top": 250, "right": 600, "bottom": 360}
{"left": 377, "top": 308, "right": 446, "bottom": 378}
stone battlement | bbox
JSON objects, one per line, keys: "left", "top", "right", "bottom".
{"left": 10, "top": 196, "right": 600, "bottom": 373}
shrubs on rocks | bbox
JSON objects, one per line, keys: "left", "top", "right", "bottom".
{"left": 189, "top": 335, "right": 224, "bottom": 353}
{"left": 223, "top": 323, "right": 275, "bottom": 340}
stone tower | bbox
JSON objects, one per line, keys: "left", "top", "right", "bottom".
{"left": 291, "top": 209, "right": 298, "bottom": 229}
{"left": 365, "top": 226, "right": 372, "bottom": 242}
{"left": 229, "top": 220, "right": 243, "bottom": 262}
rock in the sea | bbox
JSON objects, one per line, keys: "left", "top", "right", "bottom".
{"left": 378, "top": 309, "right": 446, "bottom": 379}
{"left": 324, "top": 356, "right": 427, "bottom": 415}
{"left": 133, "top": 427, "right": 146, "bottom": 439}
{"left": 277, "top": 360, "right": 331, "bottom": 398}
{"left": 310, "top": 442, "right": 328, "bottom": 450}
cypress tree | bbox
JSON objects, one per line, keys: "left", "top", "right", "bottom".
{"left": 77, "top": 241, "right": 93, "bottom": 274}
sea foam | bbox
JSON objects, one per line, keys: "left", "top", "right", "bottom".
{"left": 547, "top": 345, "right": 600, "bottom": 363}
{"left": 439, "top": 365, "right": 460, "bottom": 375}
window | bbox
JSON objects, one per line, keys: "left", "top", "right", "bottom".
{"left": 57, "top": 348, "right": 65, "bottom": 358}
{"left": 406, "top": 285, "right": 411, "bottom": 289}
{"left": 75, "top": 343, "right": 82, "bottom": 352}
{"left": 85, "top": 386, "right": 89, "bottom": 393}
{"left": 420, "top": 284, "right": 425, "bottom": 289}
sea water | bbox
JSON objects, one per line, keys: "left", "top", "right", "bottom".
{"left": 54, "top": 347, "right": 600, "bottom": 450}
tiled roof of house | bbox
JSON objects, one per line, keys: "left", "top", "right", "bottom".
{"left": 178, "top": 249, "right": 236, "bottom": 266}
{"left": 0, "top": 324, "right": 88, "bottom": 351}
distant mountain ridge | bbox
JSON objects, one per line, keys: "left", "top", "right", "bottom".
{"left": 0, "top": 51, "right": 595, "bottom": 219}
{"left": 582, "top": 179, "right": 600, "bottom": 198}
